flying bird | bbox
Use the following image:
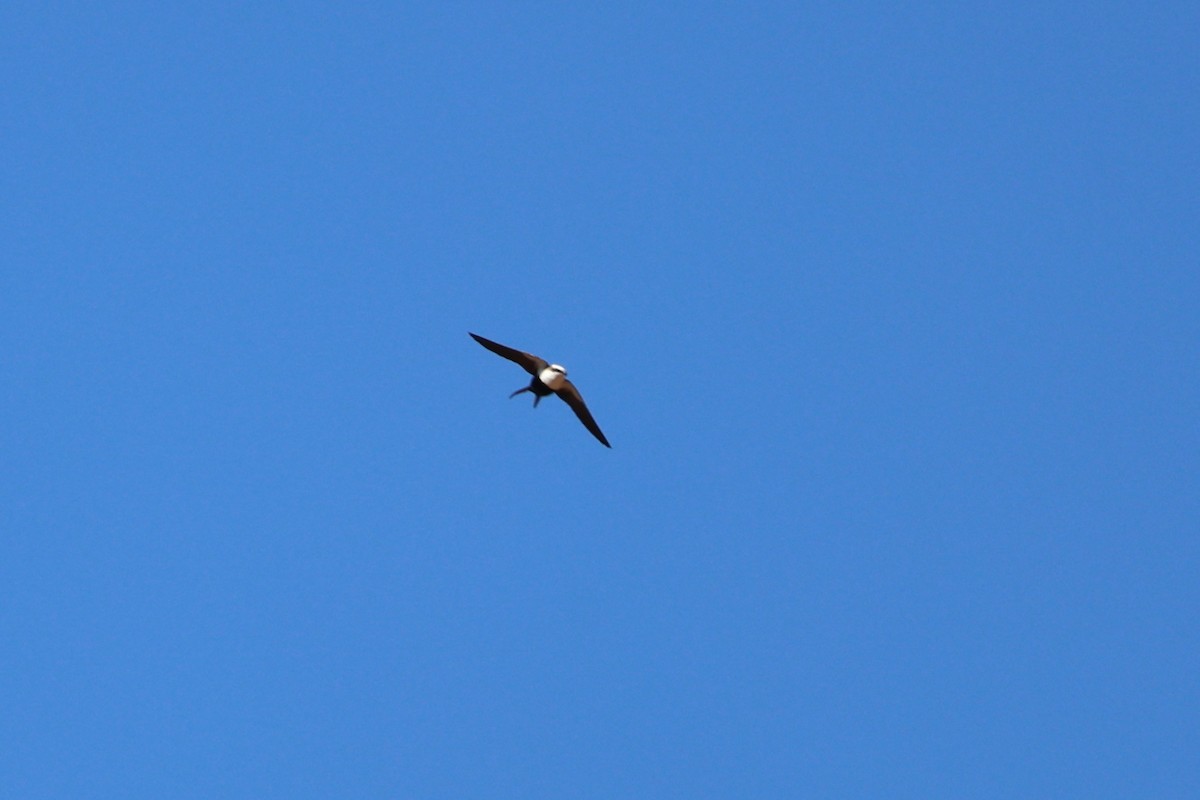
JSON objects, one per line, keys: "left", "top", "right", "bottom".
{"left": 470, "top": 332, "right": 611, "bottom": 448}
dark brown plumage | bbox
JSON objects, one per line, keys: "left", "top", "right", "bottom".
{"left": 470, "top": 332, "right": 611, "bottom": 448}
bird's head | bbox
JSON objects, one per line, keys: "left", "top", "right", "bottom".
{"left": 539, "top": 364, "right": 568, "bottom": 390}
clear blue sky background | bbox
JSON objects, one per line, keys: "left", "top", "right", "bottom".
{"left": 2, "top": 3, "right": 1196, "bottom": 797}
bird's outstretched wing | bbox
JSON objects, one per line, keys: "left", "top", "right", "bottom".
{"left": 469, "top": 333, "right": 547, "bottom": 375}
{"left": 556, "top": 380, "right": 611, "bottom": 447}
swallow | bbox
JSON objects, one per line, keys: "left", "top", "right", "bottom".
{"left": 470, "top": 332, "right": 611, "bottom": 447}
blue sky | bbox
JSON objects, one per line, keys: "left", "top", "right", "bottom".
{"left": 2, "top": 3, "right": 1197, "bottom": 797}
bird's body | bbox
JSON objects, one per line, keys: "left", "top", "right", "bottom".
{"left": 510, "top": 373, "right": 554, "bottom": 407}
{"left": 470, "top": 332, "right": 611, "bottom": 447}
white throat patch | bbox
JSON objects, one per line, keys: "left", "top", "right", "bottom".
{"left": 539, "top": 365, "right": 567, "bottom": 390}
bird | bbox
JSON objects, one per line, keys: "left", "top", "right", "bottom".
{"left": 469, "top": 332, "right": 611, "bottom": 448}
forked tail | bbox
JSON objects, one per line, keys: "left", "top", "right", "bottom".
{"left": 509, "top": 386, "right": 540, "bottom": 407}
